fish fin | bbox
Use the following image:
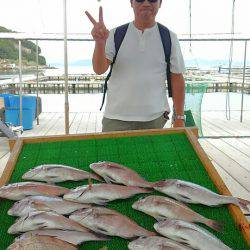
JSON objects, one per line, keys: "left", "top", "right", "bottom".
{"left": 96, "top": 198, "right": 110, "bottom": 206}
{"left": 155, "top": 215, "right": 166, "bottom": 221}
{"left": 91, "top": 174, "right": 103, "bottom": 182}
{"left": 95, "top": 226, "right": 110, "bottom": 235}
{"left": 175, "top": 194, "right": 194, "bottom": 203}
{"left": 205, "top": 219, "right": 224, "bottom": 232}
{"left": 31, "top": 201, "right": 51, "bottom": 211}
{"left": 102, "top": 175, "right": 115, "bottom": 184}
{"left": 139, "top": 188, "right": 152, "bottom": 194}
{"left": 237, "top": 198, "right": 250, "bottom": 212}
{"left": 106, "top": 162, "right": 122, "bottom": 169}
{"left": 91, "top": 232, "right": 111, "bottom": 241}
{"left": 35, "top": 221, "right": 49, "bottom": 229}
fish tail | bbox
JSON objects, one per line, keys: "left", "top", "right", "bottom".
{"left": 152, "top": 180, "right": 166, "bottom": 188}
{"left": 139, "top": 187, "right": 152, "bottom": 193}
{"left": 237, "top": 197, "right": 250, "bottom": 212}
{"left": 148, "top": 231, "right": 157, "bottom": 236}
{"left": 205, "top": 219, "right": 224, "bottom": 232}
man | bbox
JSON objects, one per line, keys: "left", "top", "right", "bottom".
{"left": 85, "top": 0, "right": 185, "bottom": 132}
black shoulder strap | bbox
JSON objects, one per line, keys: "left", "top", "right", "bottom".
{"left": 100, "top": 23, "right": 129, "bottom": 111}
{"left": 157, "top": 23, "right": 172, "bottom": 97}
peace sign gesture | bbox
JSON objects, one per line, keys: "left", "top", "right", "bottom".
{"left": 85, "top": 7, "right": 109, "bottom": 43}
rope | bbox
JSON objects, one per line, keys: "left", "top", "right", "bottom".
{"left": 226, "top": 0, "right": 236, "bottom": 120}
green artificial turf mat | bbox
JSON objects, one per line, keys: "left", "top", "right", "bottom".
{"left": 0, "top": 132, "right": 249, "bottom": 249}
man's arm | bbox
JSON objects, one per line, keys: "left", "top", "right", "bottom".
{"left": 171, "top": 73, "right": 185, "bottom": 127}
{"left": 92, "top": 42, "right": 111, "bottom": 74}
{"left": 85, "top": 7, "right": 111, "bottom": 75}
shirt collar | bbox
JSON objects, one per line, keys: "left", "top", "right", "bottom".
{"left": 130, "top": 21, "right": 157, "bottom": 34}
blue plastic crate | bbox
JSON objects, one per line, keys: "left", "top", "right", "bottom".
{"left": 5, "top": 108, "right": 33, "bottom": 130}
{"left": 8, "top": 95, "right": 37, "bottom": 120}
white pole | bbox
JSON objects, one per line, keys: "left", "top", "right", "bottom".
{"left": 18, "top": 40, "right": 23, "bottom": 128}
{"left": 240, "top": 41, "right": 247, "bottom": 123}
{"left": 36, "top": 40, "right": 40, "bottom": 125}
{"left": 63, "top": 0, "right": 69, "bottom": 134}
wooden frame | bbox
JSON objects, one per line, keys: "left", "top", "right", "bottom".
{"left": 2, "top": 127, "right": 249, "bottom": 245}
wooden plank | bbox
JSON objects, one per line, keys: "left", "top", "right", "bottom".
{"left": 12, "top": 128, "right": 185, "bottom": 145}
{"left": 0, "top": 137, "right": 9, "bottom": 159}
{"left": 86, "top": 112, "right": 97, "bottom": 133}
{"left": 239, "top": 138, "right": 250, "bottom": 147}
{"left": 221, "top": 138, "right": 250, "bottom": 158}
{"left": 205, "top": 138, "right": 250, "bottom": 172}
{"left": 77, "top": 112, "right": 91, "bottom": 134}
{"left": 203, "top": 112, "right": 250, "bottom": 136}
{"left": 53, "top": 112, "right": 76, "bottom": 135}
{"left": 186, "top": 129, "right": 250, "bottom": 245}
{"left": 96, "top": 112, "right": 103, "bottom": 132}
{"left": 0, "top": 139, "right": 23, "bottom": 186}
{"left": 211, "top": 161, "right": 250, "bottom": 204}
{"left": 201, "top": 116, "right": 232, "bottom": 137}
{"left": 199, "top": 139, "right": 250, "bottom": 191}
{"left": 69, "top": 112, "right": 83, "bottom": 134}
{"left": 0, "top": 152, "right": 10, "bottom": 177}
{"left": 25, "top": 112, "right": 57, "bottom": 137}
{"left": 43, "top": 113, "right": 63, "bottom": 136}
{"left": 21, "top": 112, "right": 55, "bottom": 137}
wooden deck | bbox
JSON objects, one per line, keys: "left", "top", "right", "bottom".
{"left": 0, "top": 110, "right": 249, "bottom": 218}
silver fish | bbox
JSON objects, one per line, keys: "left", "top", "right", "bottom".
{"left": 154, "top": 179, "right": 250, "bottom": 211}
{"left": 128, "top": 236, "right": 193, "bottom": 250}
{"left": 8, "top": 210, "right": 89, "bottom": 234}
{"left": 69, "top": 206, "right": 156, "bottom": 239}
{"left": 63, "top": 183, "right": 150, "bottom": 205}
{"left": 16, "top": 229, "right": 110, "bottom": 245}
{"left": 89, "top": 161, "right": 154, "bottom": 188}
{"left": 22, "top": 164, "right": 102, "bottom": 183}
{"left": 0, "top": 182, "right": 69, "bottom": 201}
{"left": 7, "top": 235, "right": 77, "bottom": 250}
{"left": 8, "top": 196, "right": 91, "bottom": 217}
{"left": 154, "top": 219, "right": 232, "bottom": 250}
{"left": 132, "top": 195, "right": 222, "bottom": 231}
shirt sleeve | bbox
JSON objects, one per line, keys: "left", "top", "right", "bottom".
{"left": 105, "top": 28, "right": 116, "bottom": 62}
{"left": 169, "top": 31, "right": 185, "bottom": 74}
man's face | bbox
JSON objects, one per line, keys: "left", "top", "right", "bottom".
{"left": 131, "top": 0, "right": 162, "bottom": 21}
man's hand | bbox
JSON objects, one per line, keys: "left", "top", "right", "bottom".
{"left": 85, "top": 7, "right": 109, "bottom": 44}
{"left": 173, "top": 119, "right": 185, "bottom": 128}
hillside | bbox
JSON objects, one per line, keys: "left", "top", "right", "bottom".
{"left": 0, "top": 26, "right": 46, "bottom": 66}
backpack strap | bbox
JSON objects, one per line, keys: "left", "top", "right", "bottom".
{"left": 100, "top": 23, "right": 129, "bottom": 111}
{"left": 157, "top": 23, "right": 172, "bottom": 97}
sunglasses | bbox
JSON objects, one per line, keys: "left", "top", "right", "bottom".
{"left": 135, "top": 0, "right": 159, "bottom": 3}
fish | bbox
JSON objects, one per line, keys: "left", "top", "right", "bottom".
{"left": 69, "top": 206, "right": 156, "bottom": 239}
{"left": 154, "top": 179, "right": 250, "bottom": 211}
{"left": 16, "top": 229, "right": 110, "bottom": 245}
{"left": 8, "top": 196, "right": 91, "bottom": 217}
{"left": 22, "top": 164, "right": 102, "bottom": 183}
{"left": 154, "top": 219, "right": 232, "bottom": 250}
{"left": 132, "top": 195, "right": 222, "bottom": 231}
{"left": 128, "top": 236, "right": 193, "bottom": 250}
{"left": 89, "top": 161, "right": 154, "bottom": 188}
{"left": 63, "top": 183, "right": 150, "bottom": 205}
{"left": 0, "top": 182, "right": 70, "bottom": 201}
{"left": 8, "top": 210, "right": 90, "bottom": 234}
{"left": 7, "top": 235, "right": 77, "bottom": 250}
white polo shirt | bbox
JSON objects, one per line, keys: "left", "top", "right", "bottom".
{"left": 104, "top": 22, "right": 185, "bottom": 122}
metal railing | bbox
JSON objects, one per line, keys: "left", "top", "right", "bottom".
{"left": 0, "top": 32, "right": 249, "bottom": 133}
